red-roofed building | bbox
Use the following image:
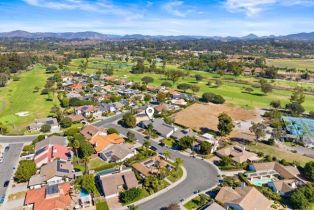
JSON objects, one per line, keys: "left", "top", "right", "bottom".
{"left": 70, "top": 83, "right": 83, "bottom": 90}
{"left": 34, "top": 144, "right": 72, "bottom": 168}
{"left": 24, "top": 183, "right": 72, "bottom": 210}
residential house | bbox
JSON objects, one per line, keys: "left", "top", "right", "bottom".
{"left": 154, "top": 103, "right": 169, "bottom": 114}
{"left": 216, "top": 146, "right": 260, "bottom": 164}
{"left": 29, "top": 160, "right": 75, "bottom": 188}
{"left": 247, "top": 162, "right": 301, "bottom": 181}
{"left": 34, "top": 136, "right": 71, "bottom": 168}
{"left": 132, "top": 156, "right": 170, "bottom": 177}
{"left": 98, "top": 168, "right": 140, "bottom": 199}
{"left": 171, "top": 128, "right": 194, "bottom": 140}
{"left": 28, "top": 118, "right": 60, "bottom": 133}
{"left": 170, "top": 98, "right": 187, "bottom": 106}
{"left": 75, "top": 105, "right": 102, "bottom": 119}
{"left": 24, "top": 183, "right": 72, "bottom": 210}
{"left": 99, "top": 144, "right": 136, "bottom": 162}
{"left": 139, "top": 118, "right": 177, "bottom": 138}
{"left": 80, "top": 125, "right": 106, "bottom": 140}
{"left": 268, "top": 179, "right": 300, "bottom": 196}
{"left": 202, "top": 201, "right": 225, "bottom": 210}
{"left": 90, "top": 133, "right": 124, "bottom": 153}
{"left": 67, "top": 114, "right": 85, "bottom": 123}
{"left": 195, "top": 133, "right": 219, "bottom": 153}
{"left": 66, "top": 91, "right": 83, "bottom": 100}
{"left": 135, "top": 111, "right": 150, "bottom": 124}
{"left": 215, "top": 186, "right": 272, "bottom": 210}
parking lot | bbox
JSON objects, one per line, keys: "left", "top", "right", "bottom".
{"left": 0, "top": 143, "right": 23, "bottom": 204}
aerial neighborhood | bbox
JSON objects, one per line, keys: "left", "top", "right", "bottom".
{"left": 1, "top": 6, "right": 314, "bottom": 209}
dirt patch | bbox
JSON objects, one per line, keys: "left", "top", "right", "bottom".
{"left": 174, "top": 103, "right": 262, "bottom": 139}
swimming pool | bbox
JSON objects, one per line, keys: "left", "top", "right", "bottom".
{"left": 96, "top": 168, "right": 116, "bottom": 176}
{"left": 80, "top": 188, "right": 90, "bottom": 197}
{"left": 251, "top": 178, "right": 273, "bottom": 186}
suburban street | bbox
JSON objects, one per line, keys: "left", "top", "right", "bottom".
{"left": 0, "top": 143, "right": 24, "bottom": 204}
{"left": 0, "top": 136, "right": 36, "bottom": 144}
{"left": 96, "top": 118, "right": 220, "bottom": 210}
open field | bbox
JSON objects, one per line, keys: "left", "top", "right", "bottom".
{"left": 267, "top": 58, "right": 314, "bottom": 72}
{"left": 245, "top": 142, "right": 313, "bottom": 166}
{"left": 68, "top": 58, "right": 314, "bottom": 111}
{"left": 0, "top": 65, "right": 59, "bottom": 134}
{"left": 174, "top": 103, "right": 261, "bottom": 140}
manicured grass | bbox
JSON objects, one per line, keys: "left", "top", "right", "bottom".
{"left": 163, "top": 138, "right": 176, "bottom": 148}
{"left": 0, "top": 65, "right": 59, "bottom": 134}
{"left": 68, "top": 58, "right": 314, "bottom": 111}
{"left": 267, "top": 58, "right": 314, "bottom": 72}
{"left": 167, "top": 167, "right": 183, "bottom": 183}
{"left": 184, "top": 194, "right": 210, "bottom": 210}
{"left": 246, "top": 142, "right": 313, "bottom": 166}
{"left": 123, "top": 188, "right": 150, "bottom": 206}
{"left": 96, "top": 201, "right": 109, "bottom": 210}
{"left": 88, "top": 157, "right": 108, "bottom": 170}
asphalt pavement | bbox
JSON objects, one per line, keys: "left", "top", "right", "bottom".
{"left": 96, "top": 121, "right": 220, "bottom": 210}
{"left": 0, "top": 143, "right": 24, "bottom": 204}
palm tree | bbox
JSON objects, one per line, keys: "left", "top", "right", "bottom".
{"left": 143, "top": 140, "right": 151, "bottom": 149}
{"left": 163, "top": 151, "right": 171, "bottom": 161}
{"left": 174, "top": 158, "right": 183, "bottom": 172}
{"left": 73, "top": 139, "right": 80, "bottom": 164}
{"left": 83, "top": 156, "right": 90, "bottom": 175}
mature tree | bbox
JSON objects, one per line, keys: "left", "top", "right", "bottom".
{"left": 144, "top": 94, "right": 151, "bottom": 103}
{"left": 131, "top": 60, "right": 145, "bottom": 74}
{"left": 261, "top": 83, "right": 273, "bottom": 95}
{"left": 199, "top": 141, "right": 212, "bottom": 155}
{"left": 40, "top": 124, "right": 51, "bottom": 133}
{"left": 195, "top": 74, "right": 204, "bottom": 81}
{"left": 60, "top": 117, "right": 72, "bottom": 128}
{"left": 0, "top": 122, "right": 8, "bottom": 135}
{"left": 249, "top": 122, "right": 266, "bottom": 142}
{"left": 107, "top": 128, "right": 119, "bottom": 134}
{"left": 163, "top": 150, "right": 171, "bottom": 160}
{"left": 121, "top": 113, "right": 137, "bottom": 128}
{"left": 103, "top": 65, "right": 114, "bottom": 75}
{"left": 289, "top": 183, "right": 314, "bottom": 210}
{"left": 143, "top": 140, "right": 151, "bottom": 148}
{"left": 82, "top": 174, "right": 98, "bottom": 196}
{"left": 161, "top": 81, "right": 172, "bottom": 87}
{"left": 141, "top": 76, "right": 154, "bottom": 84}
{"left": 177, "top": 83, "right": 191, "bottom": 93}
{"left": 126, "top": 131, "right": 136, "bottom": 143}
{"left": 270, "top": 100, "right": 281, "bottom": 109}
{"left": 174, "top": 158, "right": 183, "bottom": 172}
{"left": 190, "top": 85, "right": 200, "bottom": 94}
{"left": 73, "top": 139, "right": 80, "bottom": 164}
{"left": 156, "top": 92, "right": 167, "bottom": 103}
{"left": 178, "top": 136, "right": 194, "bottom": 150}
{"left": 167, "top": 203, "right": 180, "bottom": 210}
{"left": 286, "top": 102, "right": 305, "bottom": 116}
{"left": 15, "top": 160, "right": 36, "bottom": 182}
{"left": 119, "top": 188, "right": 141, "bottom": 204}
{"left": 201, "top": 92, "right": 225, "bottom": 104}
{"left": 290, "top": 86, "right": 305, "bottom": 104}
{"left": 78, "top": 141, "right": 95, "bottom": 158}
{"left": 218, "top": 113, "right": 234, "bottom": 136}
{"left": 303, "top": 161, "right": 314, "bottom": 182}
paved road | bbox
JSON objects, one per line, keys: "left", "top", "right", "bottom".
{"left": 96, "top": 120, "right": 220, "bottom": 210}
{"left": 0, "top": 136, "right": 36, "bottom": 144}
{"left": 0, "top": 143, "right": 24, "bottom": 203}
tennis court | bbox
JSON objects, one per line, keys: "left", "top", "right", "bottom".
{"left": 282, "top": 116, "right": 314, "bottom": 138}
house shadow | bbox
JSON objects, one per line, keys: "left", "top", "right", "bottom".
{"left": 200, "top": 127, "right": 218, "bottom": 135}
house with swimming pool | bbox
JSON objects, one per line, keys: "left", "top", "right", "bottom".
{"left": 246, "top": 162, "right": 302, "bottom": 190}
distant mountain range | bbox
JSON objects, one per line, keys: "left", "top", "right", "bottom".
{"left": 1, "top": 30, "right": 314, "bottom": 41}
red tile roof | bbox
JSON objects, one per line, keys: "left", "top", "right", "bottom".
{"left": 25, "top": 183, "right": 72, "bottom": 210}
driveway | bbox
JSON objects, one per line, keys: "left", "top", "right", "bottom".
{"left": 96, "top": 119, "right": 220, "bottom": 210}
{"left": 0, "top": 143, "right": 24, "bottom": 204}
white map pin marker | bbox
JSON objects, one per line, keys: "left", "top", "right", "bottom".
{"left": 145, "top": 107, "right": 155, "bottom": 119}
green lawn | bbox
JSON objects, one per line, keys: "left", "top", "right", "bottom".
{"left": 68, "top": 58, "right": 314, "bottom": 111}
{"left": 88, "top": 158, "right": 108, "bottom": 170}
{"left": 267, "top": 58, "right": 314, "bottom": 72}
{"left": 0, "top": 65, "right": 59, "bottom": 134}
{"left": 184, "top": 194, "right": 210, "bottom": 210}
{"left": 167, "top": 166, "right": 183, "bottom": 183}
{"left": 123, "top": 188, "right": 150, "bottom": 206}
{"left": 246, "top": 142, "right": 313, "bottom": 166}
{"left": 96, "top": 201, "right": 109, "bottom": 210}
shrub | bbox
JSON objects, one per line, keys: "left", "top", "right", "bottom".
{"left": 119, "top": 188, "right": 141, "bottom": 204}
{"left": 40, "top": 124, "right": 51, "bottom": 133}
{"left": 15, "top": 160, "right": 36, "bottom": 182}
{"left": 107, "top": 128, "right": 119, "bottom": 134}
{"left": 201, "top": 92, "right": 225, "bottom": 104}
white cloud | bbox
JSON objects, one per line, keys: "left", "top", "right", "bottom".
{"left": 162, "top": 1, "right": 186, "bottom": 17}
{"left": 225, "top": 0, "right": 314, "bottom": 16}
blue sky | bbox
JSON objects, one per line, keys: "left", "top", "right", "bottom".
{"left": 1, "top": 0, "right": 314, "bottom": 36}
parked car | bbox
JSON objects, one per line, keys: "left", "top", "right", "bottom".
{"left": 3, "top": 180, "right": 9, "bottom": 187}
{"left": 4, "top": 146, "right": 9, "bottom": 152}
